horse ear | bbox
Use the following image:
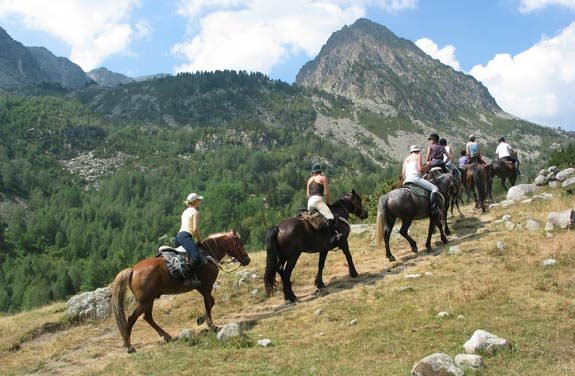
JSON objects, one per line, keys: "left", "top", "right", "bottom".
{"left": 352, "top": 189, "right": 357, "bottom": 196}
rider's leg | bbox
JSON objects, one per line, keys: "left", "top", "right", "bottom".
{"left": 413, "top": 177, "right": 440, "bottom": 216}
{"left": 176, "top": 231, "right": 202, "bottom": 267}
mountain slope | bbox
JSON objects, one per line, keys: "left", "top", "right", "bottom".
{"left": 0, "top": 27, "right": 48, "bottom": 89}
{"left": 297, "top": 18, "right": 499, "bottom": 120}
{"left": 87, "top": 67, "right": 134, "bottom": 87}
{"left": 27, "top": 46, "right": 93, "bottom": 89}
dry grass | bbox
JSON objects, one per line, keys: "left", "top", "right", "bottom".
{"left": 1, "top": 190, "right": 574, "bottom": 375}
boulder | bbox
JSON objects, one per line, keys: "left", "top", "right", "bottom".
{"left": 501, "top": 214, "right": 512, "bottom": 222}
{"left": 496, "top": 241, "right": 505, "bottom": 251}
{"left": 547, "top": 172, "right": 556, "bottom": 181}
{"left": 548, "top": 180, "right": 559, "bottom": 189}
{"left": 556, "top": 167, "right": 575, "bottom": 181}
{"left": 448, "top": 246, "right": 462, "bottom": 255}
{"left": 506, "top": 184, "right": 536, "bottom": 201}
{"left": 534, "top": 175, "right": 548, "bottom": 186}
{"left": 538, "top": 169, "right": 548, "bottom": 176}
{"left": 501, "top": 200, "right": 515, "bottom": 208}
{"left": 179, "top": 329, "right": 193, "bottom": 339}
{"left": 464, "top": 329, "right": 510, "bottom": 355}
{"left": 526, "top": 219, "right": 540, "bottom": 231}
{"left": 217, "top": 323, "right": 241, "bottom": 341}
{"left": 411, "top": 353, "right": 463, "bottom": 376}
{"left": 562, "top": 177, "right": 575, "bottom": 189}
{"left": 505, "top": 221, "right": 516, "bottom": 231}
{"left": 437, "top": 311, "right": 450, "bottom": 318}
{"left": 548, "top": 166, "right": 559, "bottom": 174}
{"left": 66, "top": 287, "right": 112, "bottom": 320}
{"left": 544, "top": 221, "right": 554, "bottom": 232}
{"left": 542, "top": 259, "right": 557, "bottom": 267}
{"left": 547, "top": 210, "right": 575, "bottom": 230}
{"left": 257, "top": 338, "right": 272, "bottom": 347}
{"left": 454, "top": 354, "right": 484, "bottom": 370}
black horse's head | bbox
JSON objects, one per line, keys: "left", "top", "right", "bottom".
{"left": 344, "top": 190, "right": 368, "bottom": 220}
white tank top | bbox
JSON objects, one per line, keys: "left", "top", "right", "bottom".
{"left": 179, "top": 207, "right": 197, "bottom": 234}
{"left": 404, "top": 158, "right": 421, "bottom": 180}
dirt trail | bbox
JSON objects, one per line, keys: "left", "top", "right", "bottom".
{"left": 0, "top": 203, "right": 494, "bottom": 375}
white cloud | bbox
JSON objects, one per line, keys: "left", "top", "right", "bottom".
{"left": 0, "top": 0, "right": 146, "bottom": 70}
{"left": 415, "top": 38, "right": 461, "bottom": 71}
{"left": 470, "top": 22, "right": 575, "bottom": 130}
{"left": 172, "top": 0, "right": 418, "bottom": 75}
{"left": 518, "top": 0, "right": 575, "bottom": 13}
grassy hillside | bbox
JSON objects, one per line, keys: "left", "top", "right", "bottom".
{"left": 1, "top": 191, "right": 574, "bottom": 375}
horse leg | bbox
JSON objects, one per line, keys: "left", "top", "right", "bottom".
{"left": 125, "top": 301, "right": 150, "bottom": 353}
{"left": 339, "top": 240, "right": 358, "bottom": 278}
{"left": 281, "top": 254, "right": 300, "bottom": 303}
{"left": 443, "top": 207, "right": 451, "bottom": 236}
{"left": 197, "top": 290, "right": 216, "bottom": 331}
{"left": 143, "top": 302, "right": 172, "bottom": 342}
{"left": 314, "top": 251, "right": 328, "bottom": 289}
{"left": 425, "top": 216, "right": 448, "bottom": 252}
{"left": 399, "top": 218, "right": 418, "bottom": 254}
{"left": 384, "top": 214, "right": 397, "bottom": 261}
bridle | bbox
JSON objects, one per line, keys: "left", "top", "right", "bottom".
{"left": 342, "top": 194, "right": 364, "bottom": 217}
{"left": 202, "top": 234, "right": 246, "bottom": 273}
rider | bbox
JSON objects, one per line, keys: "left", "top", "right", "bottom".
{"left": 466, "top": 134, "right": 484, "bottom": 164}
{"left": 403, "top": 145, "right": 441, "bottom": 216}
{"left": 175, "top": 192, "right": 204, "bottom": 287}
{"left": 306, "top": 164, "right": 339, "bottom": 246}
{"left": 458, "top": 150, "right": 468, "bottom": 175}
{"left": 426, "top": 133, "right": 451, "bottom": 173}
{"left": 495, "top": 137, "right": 521, "bottom": 175}
{"left": 439, "top": 138, "right": 455, "bottom": 171}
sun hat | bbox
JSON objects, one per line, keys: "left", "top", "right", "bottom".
{"left": 311, "top": 163, "right": 322, "bottom": 173}
{"left": 186, "top": 193, "right": 203, "bottom": 203}
{"left": 409, "top": 144, "right": 421, "bottom": 153}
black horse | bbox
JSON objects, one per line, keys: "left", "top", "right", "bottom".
{"left": 264, "top": 190, "right": 368, "bottom": 302}
{"left": 491, "top": 159, "right": 517, "bottom": 190}
{"left": 375, "top": 172, "right": 452, "bottom": 262}
{"left": 466, "top": 162, "right": 490, "bottom": 212}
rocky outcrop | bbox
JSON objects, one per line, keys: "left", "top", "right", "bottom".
{"left": 87, "top": 67, "right": 134, "bottom": 87}
{"left": 27, "top": 46, "right": 93, "bottom": 89}
{"left": 411, "top": 353, "right": 463, "bottom": 376}
{"left": 0, "top": 27, "right": 48, "bottom": 90}
{"left": 66, "top": 287, "right": 112, "bottom": 320}
{"left": 463, "top": 329, "right": 510, "bottom": 355}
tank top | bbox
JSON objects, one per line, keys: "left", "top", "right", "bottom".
{"left": 179, "top": 207, "right": 197, "bottom": 234}
{"left": 404, "top": 158, "right": 421, "bottom": 180}
{"left": 308, "top": 180, "right": 324, "bottom": 196}
{"left": 468, "top": 142, "right": 479, "bottom": 157}
{"left": 429, "top": 144, "right": 445, "bottom": 161}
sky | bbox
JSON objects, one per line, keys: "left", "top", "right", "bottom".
{"left": 0, "top": 0, "right": 574, "bottom": 130}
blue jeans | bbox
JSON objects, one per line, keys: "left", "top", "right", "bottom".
{"left": 175, "top": 231, "right": 201, "bottom": 265}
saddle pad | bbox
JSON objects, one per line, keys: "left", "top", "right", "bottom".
{"left": 158, "top": 248, "right": 208, "bottom": 280}
{"left": 403, "top": 183, "right": 429, "bottom": 198}
{"left": 299, "top": 210, "right": 328, "bottom": 230}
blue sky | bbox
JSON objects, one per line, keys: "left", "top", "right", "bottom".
{"left": 0, "top": 0, "right": 574, "bottom": 130}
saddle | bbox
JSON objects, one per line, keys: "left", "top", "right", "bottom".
{"left": 403, "top": 182, "right": 429, "bottom": 198}
{"left": 298, "top": 209, "right": 328, "bottom": 231}
{"left": 500, "top": 159, "right": 515, "bottom": 170}
{"left": 157, "top": 246, "right": 209, "bottom": 280}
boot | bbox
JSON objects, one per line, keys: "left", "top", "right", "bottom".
{"left": 430, "top": 192, "right": 440, "bottom": 217}
{"left": 182, "top": 257, "right": 202, "bottom": 289}
{"left": 328, "top": 219, "right": 341, "bottom": 246}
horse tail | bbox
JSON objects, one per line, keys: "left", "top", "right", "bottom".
{"left": 375, "top": 195, "right": 388, "bottom": 249}
{"left": 264, "top": 226, "right": 280, "bottom": 297}
{"left": 111, "top": 267, "right": 133, "bottom": 347}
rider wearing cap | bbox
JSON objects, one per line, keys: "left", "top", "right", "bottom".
{"left": 496, "top": 137, "right": 521, "bottom": 175}
{"left": 426, "top": 133, "right": 451, "bottom": 173}
{"left": 306, "top": 164, "right": 339, "bottom": 246}
{"left": 176, "top": 193, "right": 204, "bottom": 271}
{"left": 403, "top": 145, "right": 441, "bottom": 216}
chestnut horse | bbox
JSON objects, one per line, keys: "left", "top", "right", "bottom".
{"left": 111, "top": 230, "right": 250, "bottom": 353}
{"left": 264, "top": 190, "right": 368, "bottom": 302}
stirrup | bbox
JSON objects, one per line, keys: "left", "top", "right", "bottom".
{"left": 182, "top": 278, "right": 201, "bottom": 289}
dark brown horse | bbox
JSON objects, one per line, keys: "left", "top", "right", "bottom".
{"left": 375, "top": 172, "right": 451, "bottom": 262}
{"left": 264, "top": 190, "right": 368, "bottom": 302}
{"left": 466, "top": 163, "right": 489, "bottom": 212}
{"left": 111, "top": 230, "right": 250, "bottom": 353}
{"left": 491, "top": 159, "right": 518, "bottom": 190}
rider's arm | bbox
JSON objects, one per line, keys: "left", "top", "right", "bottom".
{"left": 323, "top": 176, "right": 330, "bottom": 205}
{"left": 416, "top": 154, "right": 424, "bottom": 173}
{"left": 425, "top": 146, "right": 432, "bottom": 163}
{"left": 191, "top": 211, "right": 202, "bottom": 243}
{"left": 306, "top": 177, "right": 311, "bottom": 198}
{"left": 444, "top": 148, "right": 452, "bottom": 161}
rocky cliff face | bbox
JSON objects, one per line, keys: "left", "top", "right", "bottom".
{"left": 0, "top": 27, "right": 47, "bottom": 89}
{"left": 87, "top": 67, "right": 134, "bottom": 87}
{"left": 27, "top": 47, "right": 93, "bottom": 89}
{"left": 296, "top": 18, "right": 500, "bottom": 121}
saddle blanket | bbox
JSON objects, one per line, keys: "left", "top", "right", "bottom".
{"left": 158, "top": 246, "right": 208, "bottom": 280}
{"left": 298, "top": 210, "right": 328, "bottom": 230}
{"left": 403, "top": 182, "right": 429, "bottom": 198}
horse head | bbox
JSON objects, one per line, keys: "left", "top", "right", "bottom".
{"left": 344, "top": 190, "right": 368, "bottom": 220}
{"left": 226, "top": 230, "right": 251, "bottom": 266}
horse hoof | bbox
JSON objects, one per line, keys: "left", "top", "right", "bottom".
{"left": 164, "top": 335, "right": 173, "bottom": 342}
{"left": 127, "top": 346, "right": 136, "bottom": 354}
{"left": 411, "top": 248, "right": 418, "bottom": 254}
{"left": 388, "top": 256, "right": 396, "bottom": 262}
{"left": 350, "top": 271, "right": 359, "bottom": 278}
{"left": 426, "top": 247, "right": 433, "bottom": 253}
{"left": 197, "top": 316, "right": 206, "bottom": 326}
{"left": 441, "top": 236, "right": 448, "bottom": 244}
{"left": 315, "top": 282, "right": 326, "bottom": 289}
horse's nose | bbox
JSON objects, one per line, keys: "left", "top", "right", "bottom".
{"left": 241, "top": 256, "right": 251, "bottom": 266}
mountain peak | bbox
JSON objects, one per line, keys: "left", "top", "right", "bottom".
{"left": 296, "top": 19, "right": 499, "bottom": 121}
